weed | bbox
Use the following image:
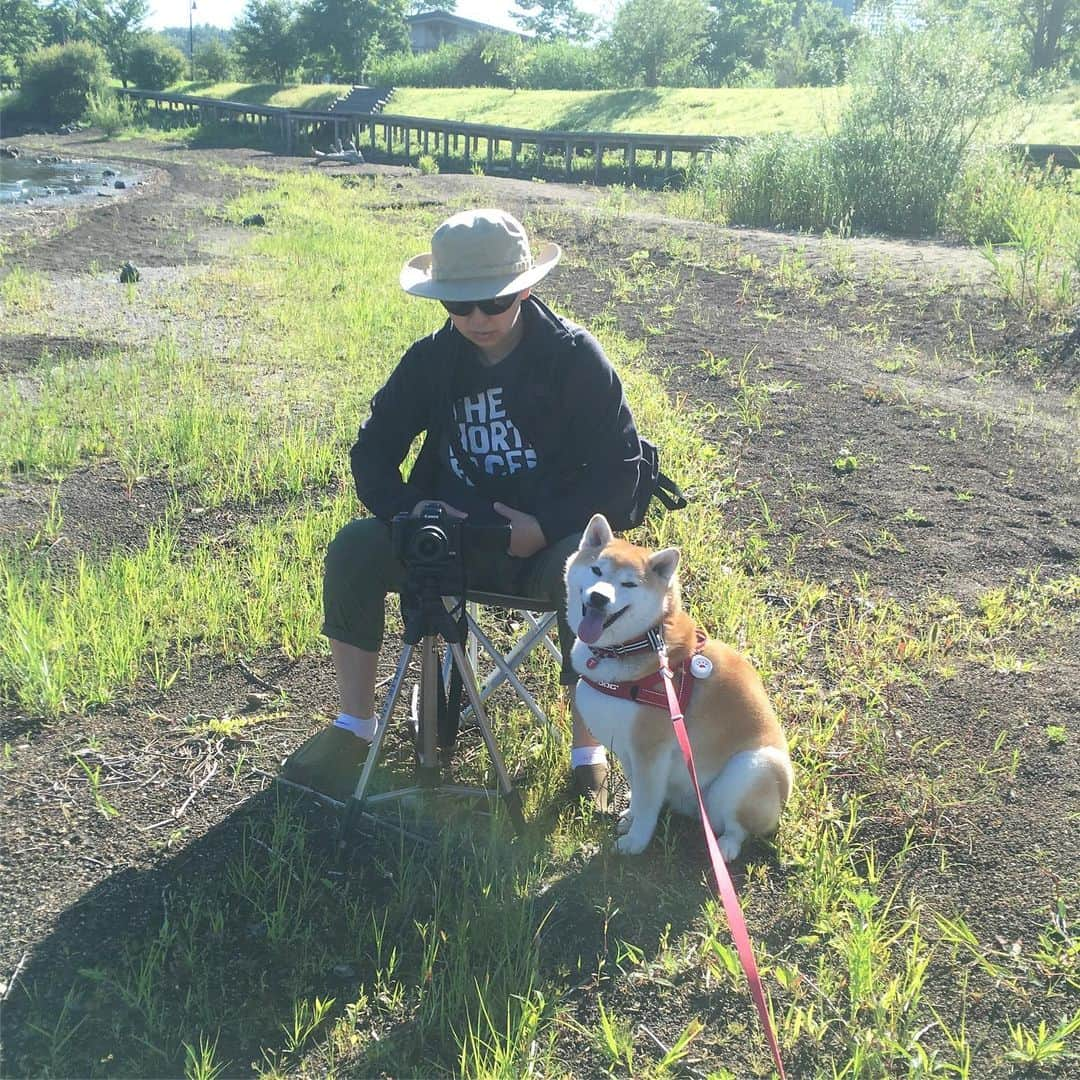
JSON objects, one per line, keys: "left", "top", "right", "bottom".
{"left": 1004, "top": 1009, "right": 1080, "bottom": 1066}
{"left": 1045, "top": 724, "right": 1067, "bottom": 746}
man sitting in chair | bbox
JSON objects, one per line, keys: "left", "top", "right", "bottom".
{"left": 281, "top": 208, "right": 645, "bottom": 807}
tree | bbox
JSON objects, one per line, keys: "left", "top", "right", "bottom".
{"left": 90, "top": 0, "right": 149, "bottom": 88}
{"left": 0, "top": 0, "right": 45, "bottom": 69}
{"left": 41, "top": 0, "right": 106, "bottom": 46}
{"left": 195, "top": 38, "right": 234, "bottom": 81}
{"left": 926, "top": 1, "right": 1078, "bottom": 76}
{"left": 512, "top": 0, "right": 596, "bottom": 42}
{"left": 299, "top": 0, "right": 409, "bottom": 81}
{"left": 126, "top": 33, "right": 186, "bottom": 88}
{"left": 233, "top": 0, "right": 302, "bottom": 82}
{"left": 603, "top": 0, "right": 710, "bottom": 86}
{"left": 768, "top": 0, "right": 860, "bottom": 86}
{"left": 704, "top": 0, "right": 796, "bottom": 83}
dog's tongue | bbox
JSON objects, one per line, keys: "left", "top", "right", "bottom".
{"left": 577, "top": 609, "right": 605, "bottom": 644}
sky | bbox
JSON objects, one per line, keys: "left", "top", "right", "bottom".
{"left": 147, "top": 1, "right": 618, "bottom": 35}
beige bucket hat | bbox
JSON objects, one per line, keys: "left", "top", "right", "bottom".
{"left": 400, "top": 208, "right": 561, "bottom": 301}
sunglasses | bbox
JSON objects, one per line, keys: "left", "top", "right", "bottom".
{"left": 440, "top": 295, "right": 518, "bottom": 317}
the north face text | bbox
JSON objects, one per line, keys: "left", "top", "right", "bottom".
{"left": 450, "top": 387, "right": 538, "bottom": 481}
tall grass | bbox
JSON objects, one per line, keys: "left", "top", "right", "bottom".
{"left": 687, "top": 27, "right": 1021, "bottom": 238}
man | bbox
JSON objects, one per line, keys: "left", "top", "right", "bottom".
{"left": 281, "top": 208, "right": 644, "bottom": 805}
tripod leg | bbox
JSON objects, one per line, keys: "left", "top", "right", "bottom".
{"left": 337, "top": 642, "right": 415, "bottom": 855}
{"left": 415, "top": 635, "right": 441, "bottom": 786}
{"left": 447, "top": 641, "right": 526, "bottom": 834}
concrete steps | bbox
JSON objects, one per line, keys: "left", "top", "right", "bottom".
{"left": 328, "top": 86, "right": 395, "bottom": 116}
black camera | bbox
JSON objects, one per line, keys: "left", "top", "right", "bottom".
{"left": 392, "top": 502, "right": 462, "bottom": 570}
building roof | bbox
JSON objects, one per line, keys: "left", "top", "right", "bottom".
{"left": 406, "top": 10, "right": 519, "bottom": 36}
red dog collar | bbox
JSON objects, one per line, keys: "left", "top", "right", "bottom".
{"left": 582, "top": 629, "right": 706, "bottom": 713}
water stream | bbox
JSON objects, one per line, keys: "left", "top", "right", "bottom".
{"left": 0, "top": 155, "right": 141, "bottom": 207}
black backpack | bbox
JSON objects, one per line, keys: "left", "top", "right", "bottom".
{"left": 622, "top": 436, "right": 688, "bottom": 529}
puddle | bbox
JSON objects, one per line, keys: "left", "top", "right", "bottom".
{"left": 0, "top": 155, "right": 142, "bottom": 207}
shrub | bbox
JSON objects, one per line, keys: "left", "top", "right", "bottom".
{"left": 17, "top": 40, "right": 110, "bottom": 123}
{"left": 524, "top": 39, "right": 607, "bottom": 90}
{"left": 830, "top": 27, "right": 1010, "bottom": 234}
{"left": 371, "top": 33, "right": 523, "bottom": 88}
{"left": 372, "top": 35, "right": 609, "bottom": 91}
{"left": 126, "top": 34, "right": 187, "bottom": 91}
{"left": 85, "top": 90, "right": 136, "bottom": 136}
{"left": 690, "top": 25, "right": 1019, "bottom": 237}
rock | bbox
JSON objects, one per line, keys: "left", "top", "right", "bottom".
{"left": 102, "top": 168, "right": 116, "bottom": 178}
{"left": 245, "top": 692, "right": 273, "bottom": 711}
{"left": 119, "top": 261, "right": 140, "bottom": 284}
{"left": 0, "top": 146, "right": 19, "bottom": 159}
{"left": 241, "top": 213, "right": 266, "bottom": 227}
{"left": 114, "top": 179, "right": 126, "bottom": 189}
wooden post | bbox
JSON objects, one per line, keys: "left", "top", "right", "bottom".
{"left": 487, "top": 136, "right": 494, "bottom": 171}
{"left": 464, "top": 133, "right": 470, "bottom": 167}
{"left": 369, "top": 119, "right": 376, "bottom": 151}
{"left": 627, "top": 143, "right": 636, "bottom": 183}
{"left": 423, "top": 129, "right": 429, "bottom": 154}
{"left": 386, "top": 121, "right": 392, "bottom": 155}
{"left": 564, "top": 140, "right": 572, "bottom": 178}
{"left": 511, "top": 140, "right": 519, "bottom": 173}
{"left": 665, "top": 146, "right": 673, "bottom": 171}
{"left": 404, "top": 126, "right": 411, "bottom": 162}
{"left": 594, "top": 141, "right": 602, "bottom": 183}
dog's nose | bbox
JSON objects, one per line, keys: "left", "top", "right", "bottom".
{"left": 586, "top": 590, "right": 610, "bottom": 610}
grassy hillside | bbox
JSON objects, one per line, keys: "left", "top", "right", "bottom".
{"left": 389, "top": 86, "right": 847, "bottom": 136}
{"left": 168, "top": 81, "right": 352, "bottom": 111}
{"left": 154, "top": 82, "right": 1080, "bottom": 143}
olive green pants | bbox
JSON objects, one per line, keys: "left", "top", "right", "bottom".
{"left": 322, "top": 517, "right": 582, "bottom": 685}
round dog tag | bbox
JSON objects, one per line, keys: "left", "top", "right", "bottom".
{"left": 690, "top": 654, "right": 713, "bottom": 679}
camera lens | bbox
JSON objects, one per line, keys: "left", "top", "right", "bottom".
{"left": 409, "top": 525, "right": 448, "bottom": 564}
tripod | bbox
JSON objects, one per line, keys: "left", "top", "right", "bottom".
{"left": 339, "top": 575, "right": 527, "bottom": 840}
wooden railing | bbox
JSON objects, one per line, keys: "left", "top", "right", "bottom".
{"left": 118, "top": 89, "right": 738, "bottom": 182}
{"left": 117, "top": 89, "right": 1080, "bottom": 179}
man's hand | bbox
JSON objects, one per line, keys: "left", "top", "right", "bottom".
{"left": 493, "top": 502, "right": 546, "bottom": 558}
{"left": 411, "top": 500, "right": 468, "bottom": 519}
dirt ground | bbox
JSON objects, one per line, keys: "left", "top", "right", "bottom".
{"left": 1, "top": 133, "right": 1077, "bottom": 1077}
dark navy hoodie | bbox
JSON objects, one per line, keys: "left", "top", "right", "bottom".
{"left": 350, "top": 296, "right": 643, "bottom": 542}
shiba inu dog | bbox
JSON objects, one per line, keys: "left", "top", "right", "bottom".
{"left": 565, "top": 514, "right": 792, "bottom": 858}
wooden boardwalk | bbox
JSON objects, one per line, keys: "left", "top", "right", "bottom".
{"left": 117, "top": 89, "right": 1080, "bottom": 181}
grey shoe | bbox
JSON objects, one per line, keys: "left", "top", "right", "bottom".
{"left": 280, "top": 725, "right": 370, "bottom": 803}
{"left": 572, "top": 762, "right": 611, "bottom": 813}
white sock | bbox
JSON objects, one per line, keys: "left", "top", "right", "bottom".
{"left": 332, "top": 712, "right": 378, "bottom": 741}
{"left": 571, "top": 744, "right": 608, "bottom": 769}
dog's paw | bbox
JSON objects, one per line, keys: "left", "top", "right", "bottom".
{"left": 717, "top": 828, "right": 745, "bottom": 864}
{"left": 615, "top": 829, "right": 652, "bottom": 855}
{"left": 616, "top": 809, "right": 633, "bottom": 835}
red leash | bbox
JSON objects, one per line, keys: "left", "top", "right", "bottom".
{"left": 656, "top": 642, "right": 787, "bottom": 1080}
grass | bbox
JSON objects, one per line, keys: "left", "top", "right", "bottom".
{"left": 389, "top": 86, "right": 847, "bottom": 137}
{"left": 155, "top": 82, "right": 1080, "bottom": 142}
{"left": 167, "top": 80, "right": 353, "bottom": 111}
{"left": 3, "top": 169, "right": 1079, "bottom": 1077}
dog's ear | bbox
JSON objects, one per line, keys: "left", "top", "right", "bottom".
{"left": 647, "top": 546, "right": 680, "bottom": 584}
{"left": 579, "top": 513, "right": 613, "bottom": 551}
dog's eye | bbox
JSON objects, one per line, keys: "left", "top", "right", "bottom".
{"left": 591, "top": 566, "right": 602, "bottom": 577}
